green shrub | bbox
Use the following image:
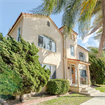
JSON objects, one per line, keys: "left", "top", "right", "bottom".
{"left": 46, "top": 79, "right": 70, "bottom": 95}
{"left": 0, "top": 33, "right": 51, "bottom": 96}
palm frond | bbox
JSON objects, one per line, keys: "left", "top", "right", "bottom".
{"left": 78, "top": 0, "right": 98, "bottom": 37}
{"left": 92, "top": 0, "right": 102, "bottom": 16}
{"left": 94, "top": 27, "right": 102, "bottom": 41}
{"left": 62, "top": 0, "right": 82, "bottom": 34}
{"left": 31, "top": 0, "right": 69, "bottom": 15}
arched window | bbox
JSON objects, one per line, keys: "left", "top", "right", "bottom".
{"left": 38, "top": 35, "right": 56, "bottom": 52}
{"left": 79, "top": 52, "right": 85, "bottom": 61}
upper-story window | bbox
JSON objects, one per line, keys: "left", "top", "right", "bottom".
{"left": 38, "top": 35, "right": 56, "bottom": 52}
{"left": 47, "top": 21, "right": 50, "bottom": 27}
{"left": 17, "top": 26, "right": 21, "bottom": 41}
{"left": 79, "top": 52, "right": 85, "bottom": 61}
{"left": 70, "top": 45, "right": 74, "bottom": 56}
{"left": 41, "top": 64, "right": 56, "bottom": 79}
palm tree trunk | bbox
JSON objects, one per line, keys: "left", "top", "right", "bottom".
{"left": 98, "top": 0, "right": 105, "bottom": 55}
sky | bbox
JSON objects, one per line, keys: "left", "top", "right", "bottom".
{"left": 0, "top": 0, "right": 99, "bottom": 49}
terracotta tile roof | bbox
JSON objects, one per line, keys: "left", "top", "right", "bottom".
{"left": 68, "top": 58, "right": 80, "bottom": 61}
{"left": 59, "top": 26, "right": 78, "bottom": 35}
{"left": 78, "top": 45, "right": 89, "bottom": 52}
{"left": 67, "top": 58, "right": 91, "bottom": 65}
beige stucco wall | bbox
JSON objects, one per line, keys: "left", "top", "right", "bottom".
{"left": 8, "top": 17, "right": 23, "bottom": 40}
{"left": 21, "top": 16, "right": 64, "bottom": 79}
{"left": 65, "top": 34, "right": 88, "bottom": 62}
{"left": 77, "top": 46, "right": 89, "bottom": 62}
{"left": 66, "top": 34, "right": 78, "bottom": 59}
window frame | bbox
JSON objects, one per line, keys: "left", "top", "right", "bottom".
{"left": 38, "top": 35, "right": 56, "bottom": 52}
{"left": 79, "top": 52, "right": 85, "bottom": 61}
{"left": 70, "top": 45, "right": 74, "bottom": 56}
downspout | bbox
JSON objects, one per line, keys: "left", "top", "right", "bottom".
{"left": 64, "top": 35, "right": 67, "bottom": 79}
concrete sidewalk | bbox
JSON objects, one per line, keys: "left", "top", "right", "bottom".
{"left": 81, "top": 92, "right": 105, "bottom": 105}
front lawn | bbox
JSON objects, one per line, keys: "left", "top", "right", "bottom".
{"left": 95, "top": 85, "right": 105, "bottom": 92}
{"left": 37, "top": 93, "right": 92, "bottom": 105}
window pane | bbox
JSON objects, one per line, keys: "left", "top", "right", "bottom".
{"left": 38, "top": 35, "right": 56, "bottom": 52}
{"left": 80, "top": 70, "right": 87, "bottom": 78}
{"left": 38, "top": 36, "right": 43, "bottom": 47}
{"left": 70, "top": 45, "right": 74, "bottom": 56}
{"left": 47, "top": 21, "right": 50, "bottom": 27}
{"left": 17, "top": 27, "right": 21, "bottom": 41}
{"left": 41, "top": 64, "right": 56, "bottom": 79}
{"left": 51, "top": 65, "right": 56, "bottom": 79}
{"left": 52, "top": 41, "right": 56, "bottom": 52}
{"left": 79, "top": 52, "right": 85, "bottom": 61}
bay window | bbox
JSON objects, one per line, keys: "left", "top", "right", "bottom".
{"left": 38, "top": 35, "right": 56, "bottom": 52}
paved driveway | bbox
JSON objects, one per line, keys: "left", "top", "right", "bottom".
{"left": 81, "top": 93, "right": 105, "bottom": 105}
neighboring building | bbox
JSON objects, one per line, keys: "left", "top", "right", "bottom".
{"left": 6, "top": 13, "right": 91, "bottom": 93}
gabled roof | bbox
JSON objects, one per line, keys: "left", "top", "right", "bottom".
{"left": 78, "top": 44, "right": 89, "bottom": 52}
{"left": 7, "top": 12, "right": 63, "bottom": 37}
{"left": 59, "top": 26, "right": 78, "bottom": 35}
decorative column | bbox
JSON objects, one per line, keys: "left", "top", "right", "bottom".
{"left": 69, "top": 64, "right": 72, "bottom": 85}
{"left": 77, "top": 62, "right": 80, "bottom": 87}
{"left": 87, "top": 65, "right": 90, "bottom": 86}
{"left": 75, "top": 66, "right": 77, "bottom": 85}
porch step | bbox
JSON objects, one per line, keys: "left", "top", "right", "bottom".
{"left": 80, "top": 87, "right": 101, "bottom": 96}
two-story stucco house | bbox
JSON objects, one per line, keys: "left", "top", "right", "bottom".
{"left": 6, "top": 13, "right": 100, "bottom": 96}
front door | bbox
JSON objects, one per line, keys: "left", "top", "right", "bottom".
{"left": 71, "top": 67, "right": 75, "bottom": 83}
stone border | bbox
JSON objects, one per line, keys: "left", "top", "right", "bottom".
{"left": 15, "top": 92, "right": 73, "bottom": 105}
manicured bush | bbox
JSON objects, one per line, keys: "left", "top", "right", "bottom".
{"left": 46, "top": 79, "right": 70, "bottom": 95}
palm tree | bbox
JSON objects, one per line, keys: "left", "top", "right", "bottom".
{"left": 88, "top": 10, "right": 102, "bottom": 41}
{"left": 32, "top": 0, "right": 105, "bottom": 54}
{"left": 32, "top": 0, "right": 105, "bottom": 53}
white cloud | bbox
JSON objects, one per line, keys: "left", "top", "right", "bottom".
{"left": 82, "top": 35, "right": 92, "bottom": 43}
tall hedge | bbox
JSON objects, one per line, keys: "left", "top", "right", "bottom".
{"left": 46, "top": 79, "right": 70, "bottom": 95}
{"left": 0, "top": 33, "right": 51, "bottom": 96}
{"left": 89, "top": 47, "right": 105, "bottom": 85}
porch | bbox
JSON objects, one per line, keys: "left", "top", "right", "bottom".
{"left": 66, "top": 58, "right": 91, "bottom": 93}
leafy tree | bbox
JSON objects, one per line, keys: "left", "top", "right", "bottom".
{"left": 0, "top": 33, "right": 51, "bottom": 96}
{"left": 88, "top": 47, "right": 105, "bottom": 85}
{"left": 32, "top": 0, "right": 105, "bottom": 54}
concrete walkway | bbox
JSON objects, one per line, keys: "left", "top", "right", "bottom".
{"left": 81, "top": 92, "right": 105, "bottom": 105}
